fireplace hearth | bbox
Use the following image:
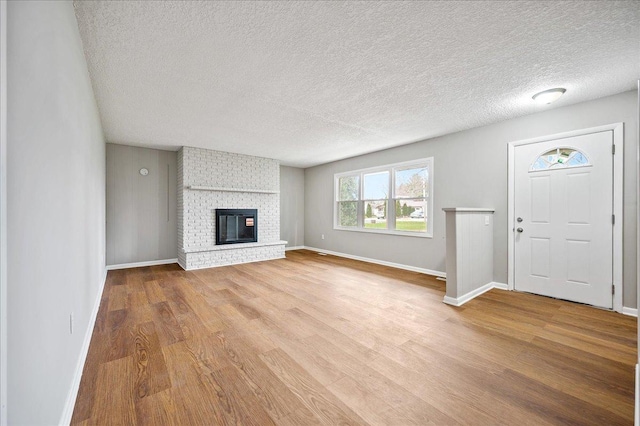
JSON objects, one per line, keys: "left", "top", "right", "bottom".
{"left": 215, "top": 209, "right": 258, "bottom": 245}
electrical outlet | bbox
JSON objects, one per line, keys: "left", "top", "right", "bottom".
{"left": 70, "top": 312, "right": 74, "bottom": 335}
{"left": 321, "top": 234, "right": 325, "bottom": 240}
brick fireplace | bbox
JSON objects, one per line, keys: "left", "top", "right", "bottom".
{"left": 177, "top": 147, "right": 286, "bottom": 270}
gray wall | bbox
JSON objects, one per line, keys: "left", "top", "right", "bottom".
{"left": 280, "top": 166, "right": 305, "bottom": 248}
{"left": 7, "top": 1, "right": 106, "bottom": 424}
{"left": 106, "top": 144, "right": 177, "bottom": 265}
{"left": 305, "top": 90, "right": 638, "bottom": 308}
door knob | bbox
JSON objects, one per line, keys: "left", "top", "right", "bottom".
{"left": 517, "top": 217, "right": 523, "bottom": 223}
{"left": 517, "top": 228, "right": 524, "bottom": 233}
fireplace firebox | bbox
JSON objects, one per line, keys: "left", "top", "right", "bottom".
{"left": 215, "top": 209, "right": 258, "bottom": 245}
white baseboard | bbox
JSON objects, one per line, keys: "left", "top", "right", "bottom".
{"left": 285, "top": 246, "right": 305, "bottom": 251}
{"left": 492, "top": 282, "right": 509, "bottom": 290}
{"left": 59, "top": 267, "right": 108, "bottom": 425}
{"left": 633, "top": 364, "right": 640, "bottom": 426}
{"left": 443, "top": 281, "right": 496, "bottom": 307}
{"left": 106, "top": 258, "right": 178, "bottom": 270}
{"left": 622, "top": 307, "right": 638, "bottom": 317}
{"left": 303, "top": 246, "right": 446, "bottom": 278}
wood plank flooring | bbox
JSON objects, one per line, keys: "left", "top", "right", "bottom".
{"left": 71, "top": 249, "right": 637, "bottom": 425}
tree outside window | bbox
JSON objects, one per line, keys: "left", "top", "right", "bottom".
{"left": 337, "top": 175, "right": 358, "bottom": 227}
{"left": 334, "top": 158, "right": 433, "bottom": 237}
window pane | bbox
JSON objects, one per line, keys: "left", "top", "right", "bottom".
{"left": 530, "top": 147, "right": 590, "bottom": 171}
{"left": 394, "top": 199, "right": 427, "bottom": 232}
{"left": 334, "top": 158, "right": 433, "bottom": 237}
{"left": 395, "top": 166, "right": 428, "bottom": 198}
{"left": 566, "top": 151, "right": 588, "bottom": 167}
{"left": 363, "top": 171, "right": 389, "bottom": 200}
{"left": 338, "top": 201, "right": 358, "bottom": 227}
{"left": 338, "top": 176, "right": 359, "bottom": 201}
{"left": 364, "top": 201, "right": 387, "bottom": 229}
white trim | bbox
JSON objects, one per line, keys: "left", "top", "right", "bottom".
{"left": 303, "top": 246, "right": 446, "bottom": 278}
{"left": 334, "top": 157, "right": 434, "bottom": 238}
{"left": 0, "top": 1, "right": 8, "bottom": 423}
{"left": 612, "top": 123, "right": 624, "bottom": 313}
{"left": 285, "top": 246, "right": 305, "bottom": 251}
{"left": 492, "top": 282, "right": 509, "bottom": 290}
{"left": 59, "top": 268, "right": 108, "bottom": 426}
{"left": 622, "top": 307, "right": 638, "bottom": 317}
{"left": 106, "top": 258, "right": 178, "bottom": 271}
{"left": 507, "top": 140, "right": 516, "bottom": 291}
{"left": 443, "top": 281, "right": 495, "bottom": 307}
{"left": 507, "top": 123, "right": 624, "bottom": 313}
{"left": 334, "top": 157, "right": 434, "bottom": 178}
{"left": 633, "top": 364, "right": 640, "bottom": 426}
{"left": 635, "top": 81, "right": 639, "bottom": 426}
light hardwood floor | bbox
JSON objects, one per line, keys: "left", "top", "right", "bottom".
{"left": 72, "top": 249, "right": 637, "bottom": 425}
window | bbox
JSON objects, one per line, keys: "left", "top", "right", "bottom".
{"left": 363, "top": 171, "right": 389, "bottom": 229}
{"left": 337, "top": 175, "right": 359, "bottom": 227}
{"left": 530, "top": 147, "right": 590, "bottom": 171}
{"left": 334, "top": 158, "right": 433, "bottom": 237}
{"left": 394, "top": 165, "right": 428, "bottom": 233}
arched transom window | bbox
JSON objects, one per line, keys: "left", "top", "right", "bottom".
{"left": 530, "top": 147, "right": 590, "bottom": 172}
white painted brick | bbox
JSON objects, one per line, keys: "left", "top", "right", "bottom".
{"left": 177, "top": 146, "right": 283, "bottom": 270}
{"left": 183, "top": 245, "right": 285, "bottom": 269}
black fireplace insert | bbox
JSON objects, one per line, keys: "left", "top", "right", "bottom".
{"left": 215, "top": 209, "right": 258, "bottom": 245}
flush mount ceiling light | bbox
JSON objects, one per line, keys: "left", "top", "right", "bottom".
{"left": 532, "top": 88, "right": 566, "bottom": 104}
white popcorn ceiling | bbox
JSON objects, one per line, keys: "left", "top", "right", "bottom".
{"left": 74, "top": 1, "right": 640, "bottom": 168}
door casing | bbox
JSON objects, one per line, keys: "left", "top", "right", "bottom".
{"left": 507, "top": 123, "right": 624, "bottom": 313}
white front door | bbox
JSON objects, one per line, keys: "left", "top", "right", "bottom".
{"left": 514, "top": 130, "right": 613, "bottom": 308}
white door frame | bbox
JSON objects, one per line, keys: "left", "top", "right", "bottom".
{"left": 507, "top": 123, "right": 624, "bottom": 313}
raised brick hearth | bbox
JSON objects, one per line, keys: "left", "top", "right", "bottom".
{"left": 177, "top": 147, "right": 285, "bottom": 270}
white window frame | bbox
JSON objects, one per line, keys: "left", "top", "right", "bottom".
{"left": 334, "top": 158, "right": 434, "bottom": 238}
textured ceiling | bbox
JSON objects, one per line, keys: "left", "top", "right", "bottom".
{"left": 74, "top": 1, "right": 640, "bottom": 168}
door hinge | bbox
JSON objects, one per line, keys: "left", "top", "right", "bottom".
{"left": 612, "top": 214, "right": 615, "bottom": 225}
{"left": 612, "top": 284, "right": 615, "bottom": 295}
{"left": 612, "top": 144, "right": 616, "bottom": 155}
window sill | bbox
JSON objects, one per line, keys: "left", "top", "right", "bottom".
{"left": 333, "top": 226, "right": 433, "bottom": 238}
